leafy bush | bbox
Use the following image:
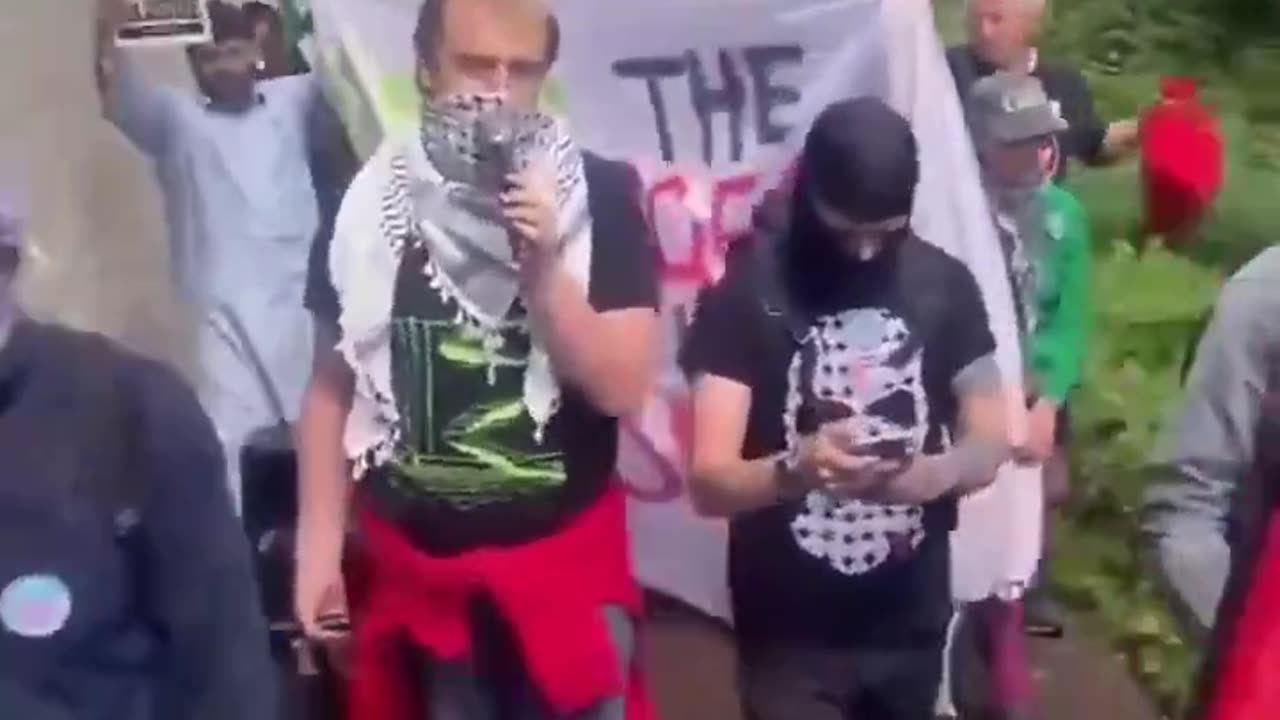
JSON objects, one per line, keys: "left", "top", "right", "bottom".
{"left": 1055, "top": 242, "right": 1223, "bottom": 716}
{"left": 935, "top": 1, "right": 1280, "bottom": 714}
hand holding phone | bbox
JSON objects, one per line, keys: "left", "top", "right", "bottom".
{"left": 853, "top": 438, "right": 912, "bottom": 465}
{"left": 474, "top": 110, "right": 518, "bottom": 198}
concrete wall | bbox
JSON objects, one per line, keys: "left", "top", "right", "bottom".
{"left": 1, "top": 0, "right": 198, "bottom": 370}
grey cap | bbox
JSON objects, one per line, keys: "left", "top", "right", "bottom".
{"left": 968, "top": 71, "right": 1068, "bottom": 145}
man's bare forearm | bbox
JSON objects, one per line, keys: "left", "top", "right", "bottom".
{"left": 523, "top": 262, "right": 656, "bottom": 417}
{"left": 296, "top": 351, "right": 356, "bottom": 544}
{"left": 1099, "top": 118, "right": 1141, "bottom": 163}
{"left": 894, "top": 382, "right": 1010, "bottom": 502}
{"left": 867, "top": 435, "right": 1011, "bottom": 505}
{"left": 689, "top": 453, "right": 789, "bottom": 517}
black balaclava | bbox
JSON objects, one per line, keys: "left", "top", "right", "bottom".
{"left": 782, "top": 97, "right": 919, "bottom": 313}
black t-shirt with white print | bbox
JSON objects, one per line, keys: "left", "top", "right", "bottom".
{"left": 306, "top": 154, "right": 659, "bottom": 555}
{"left": 680, "top": 234, "right": 996, "bottom": 649}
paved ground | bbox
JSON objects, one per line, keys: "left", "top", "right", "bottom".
{"left": 641, "top": 608, "right": 1160, "bottom": 720}
{"left": 1027, "top": 631, "right": 1161, "bottom": 720}
{"left": 2, "top": 5, "right": 1161, "bottom": 720}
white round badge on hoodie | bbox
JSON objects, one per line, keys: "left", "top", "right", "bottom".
{"left": 0, "top": 574, "right": 72, "bottom": 639}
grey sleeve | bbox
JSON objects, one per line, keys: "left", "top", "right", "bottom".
{"left": 1143, "top": 266, "right": 1280, "bottom": 636}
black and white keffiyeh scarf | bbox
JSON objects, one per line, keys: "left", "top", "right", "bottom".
{"left": 330, "top": 94, "right": 593, "bottom": 478}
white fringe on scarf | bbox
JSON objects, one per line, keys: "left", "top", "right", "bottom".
{"left": 328, "top": 124, "right": 592, "bottom": 479}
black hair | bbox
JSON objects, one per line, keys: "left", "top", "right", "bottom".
{"left": 242, "top": 2, "right": 284, "bottom": 33}
{"left": 413, "top": 0, "right": 561, "bottom": 68}
{"left": 206, "top": 0, "right": 255, "bottom": 44}
{"left": 781, "top": 166, "right": 856, "bottom": 311}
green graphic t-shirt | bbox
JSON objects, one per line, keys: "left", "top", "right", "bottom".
{"left": 388, "top": 308, "right": 565, "bottom": 500}
{"left": 349, "top": 155, "right": 660, "bottom": 555}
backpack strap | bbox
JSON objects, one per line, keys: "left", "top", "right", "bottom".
{"left": 887, "top": 237, "right": 946, "bottom": 367}
{"left": 747, "top": 233, "right": 830, "bottom": 435}
{"left": 751, "top": 231, "right": 814, "bottom": 346}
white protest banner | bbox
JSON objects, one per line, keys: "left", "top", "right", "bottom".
{"left": 305, "top": 0, "right": 1041, "bottom": 621}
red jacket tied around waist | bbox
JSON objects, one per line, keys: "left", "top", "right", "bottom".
{"left": 347, "top": 487, "right": 651, "bottom": 720}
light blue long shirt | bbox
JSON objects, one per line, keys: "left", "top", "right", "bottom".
{"left": 105, "top": 54, "right": 327, "bottom": 509}
{"left": 106, "top": 55, "right": 321, "bottom": 306}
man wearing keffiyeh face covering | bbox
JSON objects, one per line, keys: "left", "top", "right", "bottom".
{"left": 295, "top": 1, "right": 660, "bottom": 718}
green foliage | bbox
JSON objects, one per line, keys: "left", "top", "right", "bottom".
{"left": 1034, "top": 2, "right": 1280, "bottom": 714}
{"left": 1056, "top": 243, "right": 1222, "bottom": 716}
{"left": 935, "top": 1, "right": 1280, "bottom": 711}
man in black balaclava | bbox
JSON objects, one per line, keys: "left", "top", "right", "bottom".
{"left": 0, "top": 187, "right": 277, "bottom": 719}
{"left": 680, "top": 98, "right": 1010, "bottom": 719}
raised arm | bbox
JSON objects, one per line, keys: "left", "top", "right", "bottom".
{"left": 95, "top": 0, "right": 180, "bottom": 156}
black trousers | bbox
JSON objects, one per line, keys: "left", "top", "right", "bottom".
{"left": 739, "top": 640, "right": 944, "bottom": 720}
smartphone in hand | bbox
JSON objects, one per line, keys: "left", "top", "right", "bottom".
{"left": 848, "top": 438, "right": 912, "bottom": 472}
{"left": 474, "top": 110, "right": 518, "bottom": 198}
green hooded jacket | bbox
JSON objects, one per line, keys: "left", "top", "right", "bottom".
{"left": 1028, "top": 182, "right": 1091, "bottom": 403}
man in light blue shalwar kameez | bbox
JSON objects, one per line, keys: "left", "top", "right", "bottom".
{"left": 96, "top": 0, "right": 333, "bottom": 511}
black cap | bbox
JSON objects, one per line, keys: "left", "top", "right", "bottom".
{"left": 802, "top": 97, "right": 918, "bottom": 223}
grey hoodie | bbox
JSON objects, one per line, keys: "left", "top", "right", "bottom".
{"left": 1143, "top": 246, "right": 1280, "bottom": 639}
